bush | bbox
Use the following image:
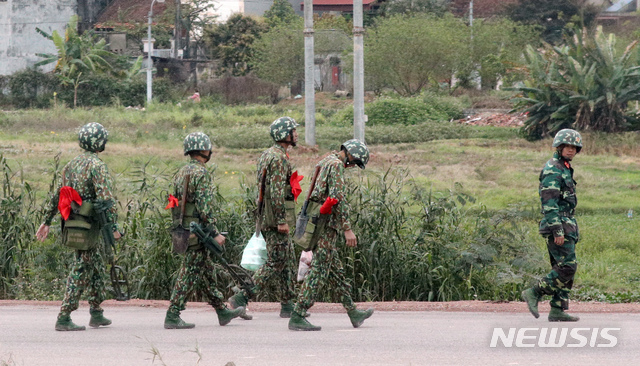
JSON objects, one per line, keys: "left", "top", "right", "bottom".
{"left": 332, "top": 96, "right": 464, "bottom": 126}
{"left": 55, "top": 75, "right": 174, "bottom": 107}
{"left": 6, "top": 69, "right": 59, "bottom": 109}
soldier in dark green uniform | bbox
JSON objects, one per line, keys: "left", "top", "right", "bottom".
{"left": 522, "top": 129, "right": 582, "bottom": 322}
{"left": 228, "top": 117, "right": 299, "bottom": 319}
{"left": 288, "top": 139, "right": 374, "bottom": 331}
{"left": 36, "top": 122, "right": 120, "bottom": 331}
{"left": 164, "top": 132, "right": 245, "bottom": 329}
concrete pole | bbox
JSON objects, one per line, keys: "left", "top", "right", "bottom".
{"left": 353, "top": 0, "right": 365, "bottom": 142}
{"left": 174, "top": 0, "right": 181, "bottom": 58}
{"left": 304, "top": 0, "right": 316, "bottom": 146}
{"left": 147, "top": 5, "right": 153, "bottom": 103}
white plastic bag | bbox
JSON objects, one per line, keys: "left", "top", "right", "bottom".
{"left": 297, "top": 250, "right": 313, "bottom": 282}
{"left": 240, "top": 232, "right": 267, "bottom": 271}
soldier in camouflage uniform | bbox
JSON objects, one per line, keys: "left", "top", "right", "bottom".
{"left": 36, "top": 122, "right": 120, "bottom": 331}
{"left": 164, "top": 132, "right": 245, "bottom": 329}
{"left": 228, "top": 117, "right": 300, "bottom": 319}
{"left": 289, "top": 139, "right": 374, "bottom": 331}
{"left": 522, "top": 129, "right": 582, "bottom": 322}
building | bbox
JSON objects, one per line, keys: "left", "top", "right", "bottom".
{"left": 0, "top": 0, "right": 113, "bottom": 76}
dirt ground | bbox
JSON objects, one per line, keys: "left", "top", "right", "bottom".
{"left": 2, "top": 299, "right": 639, "bottom": 313}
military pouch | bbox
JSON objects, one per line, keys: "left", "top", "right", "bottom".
{"left": 285, "top": 200, "right": 296, "bottom": 228}
{"left": 61, "top": 202, "right": 98, "bottom": 251}
{"left": 293, "top": 201, "right": 324, "bottom": 251}
{"left": 263, "top": 188, "right": 296, "bottom": 229}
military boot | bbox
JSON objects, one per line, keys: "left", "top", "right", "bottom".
{"left": 288, "top": 311, "right": 321, "bottom": 331}
{"left": 216, "top": 306, "right": 245, "bottom": 326}
{"left": 521, "top": 288, "right": 541, "bottom": 319}
{"left": 347, "top": 308, "right": 374, "bottom": 328}
{"left": 228, "top": 292, "right": 248, "bottom": 309}
{"left": 55, "top": 314, "right": 86, "bottom": 331}
{"left": 228, "top": 293, "right": 253, "bottom": 320}
{"left": 89, "top": 309, "right": 112, "bottom": 328}
{"left": 280, "top": 303, "right": 293, "bottom": 318}
{"left": 548, "top": 307, "right": 580, "bottom": 322}
{"left": 164, "top": 311, "right": 195, "bottom": 329}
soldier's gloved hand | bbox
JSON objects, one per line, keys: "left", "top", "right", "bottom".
{"left": 554, "top": 236, "right": 565, "bottom": 246}
{"left": 36, "top": 224, "right": 50, "bottom": 242}
{"left": 214, "top": 234, "right": 226, "bottom": 246}
{"left": 344, "top": 230, "right": 357, "bottom": 247}
{"left": 277, "top": 223, "right": 290, "bottom": 234}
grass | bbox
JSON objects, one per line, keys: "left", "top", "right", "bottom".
{"left": 1, "top": 102, "right": 640, "bottom": 302}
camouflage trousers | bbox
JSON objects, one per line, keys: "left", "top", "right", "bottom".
{"left": 243, "top": 229, "right": 296, "bottom": 304}
{"left": 59, "top": 248, "right": 106, "bottom": 317}
{"left": 536, "top": 236, "right": 578, "bottom": 310}
{"left": 293, "top": 228, "right": 356, "bottom": 316}
{"left": 168, "top": 249, "right": 226, "bottom": 315}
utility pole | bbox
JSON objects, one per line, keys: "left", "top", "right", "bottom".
{"left": 174, "top": 0, "right": 181, "bottom": 58}
{"left": 353, "top": 0, "right": 365, "bottom": 142}
{"left": 303, "top": 0, "right": 316, "bottom": 146}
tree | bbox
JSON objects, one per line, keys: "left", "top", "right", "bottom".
{"left": 364, "top": 14, "right": 468, "bottom": 96}
{"left": 181, "top": 0, "right": 217, "bottom": 58}
{"left": 381, "top": 0, "right": 451, "bottom": 17}
{"left": 252, "top": 19, "right": 304, "bottom": 85}
{"left": 511, "top": 26, "right": 640, "bottom": 140}
{"left": 264, "top": 0, "right": 299, "bottom": 28}
{"left": 205, "top": 14, "right": 267, "bottom": 76}
{"left": 251, "top": 16, "right": 352, "bottom": 86}
{"left": 35, "top": 16, "right": 114, "bottom": 107}
{"left": 505, "top": 0, "right": 600, "bottom": 44}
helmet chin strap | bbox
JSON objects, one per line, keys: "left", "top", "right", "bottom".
{"left": 196, "top": 151, "right": 211, "bottom": 163}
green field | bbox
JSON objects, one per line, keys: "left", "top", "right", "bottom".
{"left": 1, "top": 103, "right": 639, "bottom": 303}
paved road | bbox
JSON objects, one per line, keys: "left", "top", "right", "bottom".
{"left": 1, "top": 304, "right": 639, "bottom": 366}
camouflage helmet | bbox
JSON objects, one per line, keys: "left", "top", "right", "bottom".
{"left": 183, "top": 132, "right": 212, "bottom": 155}
{"left": 78, "top": 122, "right": 109, "bottom": 152}
{"left": 270, "top": 117, "right": 299, "bottom": 142}
{"left": 341, "top": 139, "right": 370, "bottom": 169}
{"left": 552, "top": 129, "right": 583, "bottom": 152}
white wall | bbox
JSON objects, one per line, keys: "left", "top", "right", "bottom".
{"left": 0, "top": 0, "right": 78, "bottom": 76}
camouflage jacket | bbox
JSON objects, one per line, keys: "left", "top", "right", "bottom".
{"left": 309, "top": 152, "right": 351, "bottom": 232}
{"left": 173, "top": 159, "right": 219, "bottom": 236}
{"left": 538, "top": 151, "right": 578, "bottom": 241}
{"left": 258, "top": 144, "right": 293, "bottom": 227}
{"left": 43, "top": 151, "right": 119, "bottom": 228}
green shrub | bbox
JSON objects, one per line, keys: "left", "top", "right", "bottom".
{"left": 7, "top": 69, "right": 59, "bottom": 109}
{"left": 332, "top": 96, "right": 464, "bottom": 126}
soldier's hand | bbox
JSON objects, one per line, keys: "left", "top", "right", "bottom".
{"left": 277, "top": 223, "right": 290, "bottom": 234}
{"left": 344, "top": 230, "right": 357, "bottom": 247}
{"left": 554, "top": 236, "right": 565, "bottom": 246}
{"left": 36, "top": 224, "right": 50, "bottom": 242}
{"left": 113, "top": 231, "right": 122, "bottom": 240}
{"left": 214, "top": 234, "right": 226, "bottom": 246}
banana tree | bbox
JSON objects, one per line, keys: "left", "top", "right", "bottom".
{"left": 35, "top": 16, "right": 113, "bottom": 107}
{"left": 511, "top": 26, "right": 640, "bottom": 140}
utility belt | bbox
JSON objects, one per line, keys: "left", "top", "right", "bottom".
{"left": 263, "top": 183, "right": 296, "bottom": 229}
{"left": 62, "top": 201, "right": 100, "bottom": 251}
{"left": 558, "top": 211, "right": 575, "bottom": 217}
{"left": 171, "top": 202, "right": 202, "bottom": 253}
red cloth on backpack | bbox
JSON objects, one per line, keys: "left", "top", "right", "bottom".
{"left": 290, "top": 171, "right": 304, "bottom": 202}
{"left": 58, "top": 186, "right": 82, "bottom": 220}
{"left": 319, "top": 197, "right": 338, "bottom": 215}
{"left": 165, "top": 194, "right": 179, "bottom": 209}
